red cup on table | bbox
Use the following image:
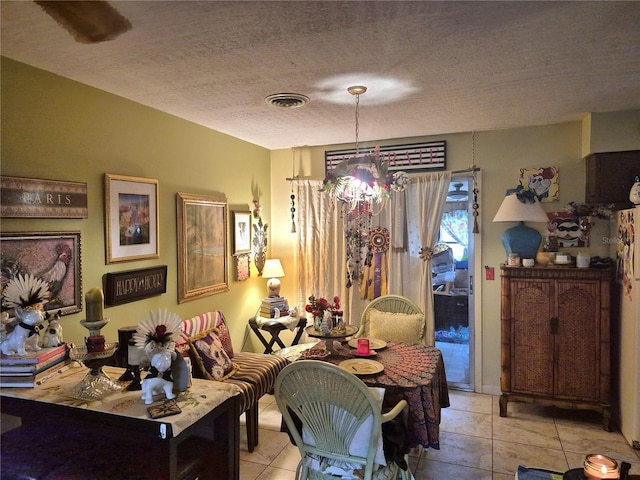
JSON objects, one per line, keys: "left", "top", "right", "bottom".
{"left": 356, "top": 338, "right": 370, "bottom": 355}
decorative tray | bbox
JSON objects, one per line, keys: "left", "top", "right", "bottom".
{"left": 69, "top": 343, "right": 118, "bottom": 362}
{"left": 299, "top": 347, "right": 330, "bottom": 360}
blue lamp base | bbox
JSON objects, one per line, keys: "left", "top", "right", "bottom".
{"left": 501, "top": 221, "right": 542, "bottom": 260}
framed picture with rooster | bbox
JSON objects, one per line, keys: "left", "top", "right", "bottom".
{"left": 0, "top": 232, "right": 82, "bottom": 319}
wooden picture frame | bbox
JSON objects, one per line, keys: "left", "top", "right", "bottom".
{"left": 176, "top": 192, "right": 229, "bottom": 303}
{"left": 104, "top": 174, "right": 159, "bottom": 264}
{"left": 0, "top": 176, "right": 88, "bottom": 218}
{"left": 0, "top": 232, "right": 82, "bottom": 319}
{"left": 233, "top": 211, "right": 252, "bottom": 255}
{"left": 104, "top": 265, "right": 168, "bottom": 306}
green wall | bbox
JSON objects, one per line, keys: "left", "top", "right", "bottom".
{"left": 1, "top": 57, "right": 271, "bottom": 350}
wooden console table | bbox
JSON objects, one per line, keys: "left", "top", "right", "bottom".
{"left": 1, "top": 364, "right": 241, "bottom": 479}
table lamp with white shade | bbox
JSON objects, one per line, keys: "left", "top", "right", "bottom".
{"left": 492, "top": 192, "right": 548, "bottom": 260}
{"left": 262, "top": 258, "right": 285, "bottom": 297}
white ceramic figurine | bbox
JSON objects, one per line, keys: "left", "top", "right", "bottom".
{"left": 0, "top": 306, "right": 45, "bottom": 356}
{"left": 42, "top": 310, "right": 64, "bottom": 348}
{"left": 141, "top": 344, "right": 177, "bottom": 405}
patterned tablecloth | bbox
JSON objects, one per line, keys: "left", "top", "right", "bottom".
{"left": 0, "top": 363, "right": 240, "bottom": 438}
{"left": 277, "top": 340, "right": 450, "bottom": 449}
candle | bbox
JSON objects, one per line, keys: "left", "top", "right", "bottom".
{"left": 584, "top": 454, "right": 619, "bottom": 479}
{"left": 127, "top": 339, "right": 142, "bottom": 367}
{"left": 85, "top": 287, "right": 104, "bottom": 322}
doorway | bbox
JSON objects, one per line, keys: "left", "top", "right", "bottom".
{"left": 434, "top": 175, "right": 475, "bottom": 391}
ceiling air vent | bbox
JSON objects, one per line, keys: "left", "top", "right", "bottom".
{"left": 265, "top": 93, "right": 310, "bottom": 108}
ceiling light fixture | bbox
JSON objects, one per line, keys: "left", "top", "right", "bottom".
{"left": 321, "top": 85, "right": 408, "bottom": 287}
{"left": 447, "top": 182, "right": 469, "bottom": 201}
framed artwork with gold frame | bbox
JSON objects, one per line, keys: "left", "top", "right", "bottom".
{"left": 176, "top": 192, "right": 229, "bottom": 303}
{"left": 104, "top": 174, "right": 159, "bottom": 264}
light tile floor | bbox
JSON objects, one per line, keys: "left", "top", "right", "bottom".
{"left": 241, "top": 391, "right": 640, "bottom": 480}
{"left": 435, "top": 341, "right": 469, "bottom": 385}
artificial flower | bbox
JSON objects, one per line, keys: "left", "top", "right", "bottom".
{"left": 564, "top": 201, "right": 614, "bottom": 220}
{"left": 305, "top": 295, "right": 341, "bottom": 318}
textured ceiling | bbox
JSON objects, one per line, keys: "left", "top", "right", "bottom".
{"left": 2, "top": 1, "right": 639, "bottom": 150}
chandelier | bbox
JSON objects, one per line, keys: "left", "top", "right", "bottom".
{"left": 322, "top": 86, "right": 408, "bottom": 212}
{"left": 322, "top": 86, "right": 407, "bottom": 287}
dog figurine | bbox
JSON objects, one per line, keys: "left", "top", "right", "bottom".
{"left": 0, "top": 307, "right": 45, "bottom": 356}
{"left": 141, "top": 345, "right": 177, "bottom": 405}
{"left": 42, "top": 310, "right": 64, "bottom": 348}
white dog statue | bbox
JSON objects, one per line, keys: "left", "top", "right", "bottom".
{"left": 141, "top": 346, "right": 177, "bottom": 405}
{"left": 42, "top": 310, "right": 64, "bottom": 348}
{"left": 0, "top": 307, "right": 45, "bottom": 356}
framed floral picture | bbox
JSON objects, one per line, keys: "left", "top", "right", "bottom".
{"left": 0, "top": 231, "right": 82, "bottom": 319}
{"left": 233, "top": 211, "right": 251, "bottom": 255}
{"left": 176, "top": 192, "right": 229, "bottom": 303}
{"left": 104, "top": 174, "right": 159, "bottom": 263}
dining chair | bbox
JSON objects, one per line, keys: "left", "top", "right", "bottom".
{"left": 275, "top": 360, "right": 412, "bottom": 480}
{"left": 355, "top": 295, "right": 425, "bottom": 344}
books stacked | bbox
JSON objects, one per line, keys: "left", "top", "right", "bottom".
{"left": 259, "top": 296, "right": 289, "bottom": 318}
{"left": 0, "top": 344, "right": 72, "bottom": 387}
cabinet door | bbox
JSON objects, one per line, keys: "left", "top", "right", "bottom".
{"left": 511, "top": 279, "right": 554, "bottom": 396}
{"left": 554, "top": 280, "right": 601, "bottom": 401}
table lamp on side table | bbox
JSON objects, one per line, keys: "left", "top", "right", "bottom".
{"left": 262, "top": 258, "right": 285, "bottom": 298}
{"left": 492, "top": 191, "right": 548, "bottom": 262}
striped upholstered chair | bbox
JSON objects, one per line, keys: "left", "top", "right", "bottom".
{"left": 176, "top": 311, "right": 288, "bottom": 452}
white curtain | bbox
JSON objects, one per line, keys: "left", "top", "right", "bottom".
{"left": 294, "top": 180, "right": 354, "bottom": 322}
{"left": 295, "top": 172, "right": 450, "bottom": 339}
{"left": 379, "top": 171, "right": 451, "bottom": 344}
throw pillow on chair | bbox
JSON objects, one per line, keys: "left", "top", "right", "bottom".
{"left": 368, "top": 309, "right": 425, "bottom": 344}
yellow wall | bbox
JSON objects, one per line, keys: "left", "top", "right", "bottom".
{"left": 3, "top": 56, "right": 640, "bottom": 392}
{"left": 1, "top": 57, "right": 271, "bottom": 351}
{"left": 269, "top": 121, "right": 640, "bottom": 393}
{"left": 582, "top": 110, "right": 640, "bottom": 156}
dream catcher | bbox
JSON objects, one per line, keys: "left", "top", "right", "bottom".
{"left": 360, "top": 226, "right": 390, "bottom": 300}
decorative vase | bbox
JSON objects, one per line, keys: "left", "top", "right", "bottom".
{"left": 313, "top": 315, "right": 323, "bottom": 332}
{"left": 321, "top": 312, "right": 332, "bottom": 335}
{"left": 630, "top": 176, "right": 640, "bottom": 205}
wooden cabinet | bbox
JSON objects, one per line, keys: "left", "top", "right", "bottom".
{"left": 499, "top": 265, "right": 614, "bottom": 430}
{"left": 585, "top": 150, "right": 640, "bottom": 207}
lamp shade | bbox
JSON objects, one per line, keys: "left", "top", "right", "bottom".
{"left": 262, "top": 259, "right": 285, "bottom": 279}
{"left": 493, "top": 193, "right": 548, "bottom": 260}
{"left": 492, "top": 194, "right": 548, "bottom": 223}
{"left": 262, "top": 259, "right": 285, "bottom": 297}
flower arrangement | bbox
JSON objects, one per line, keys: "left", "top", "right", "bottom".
{"left": 305, "top": 295, "right": 341, "bottom": 318}
{"left": 564, "top": 201, "right": 615, "bottom": 220}
{"left": 2, "top": 273, "right": 50, "bottom": 311}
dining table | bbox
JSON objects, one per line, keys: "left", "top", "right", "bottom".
{"left": 274, "top": 339, "right": 450, "bottom": 450}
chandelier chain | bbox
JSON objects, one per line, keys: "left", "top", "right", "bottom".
{"left": 354, "top": 93, "right": 360, "bottom": 155}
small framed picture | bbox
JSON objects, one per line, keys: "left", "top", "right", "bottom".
{"left": 104, "top": 174, "right": 159, "bottom": 264}
{"left": 233, "top": 211, "right": 252, "bottom": 255}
